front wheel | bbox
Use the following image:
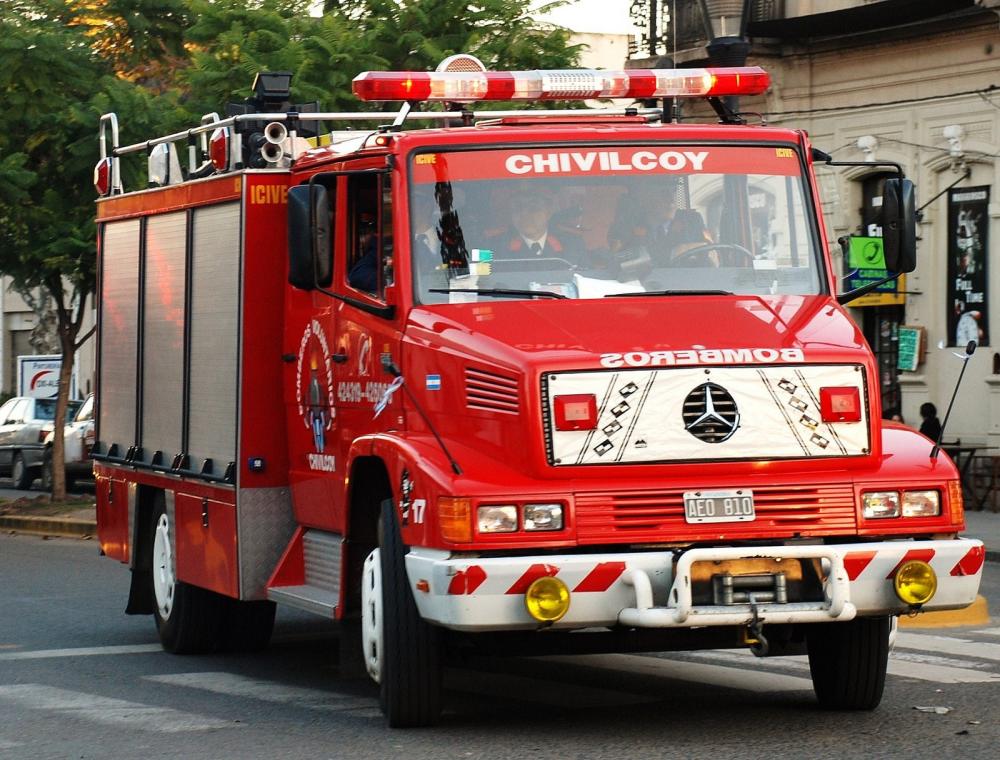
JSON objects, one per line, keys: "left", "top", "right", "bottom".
{"left": 366, "top": 497, "right": 443, "bottom": 727}
{"left": 150, "top": 494, "right": 227, "bottom": 653}
{"left": 41, "top": 451, "right": 53, "bottom": 491}
{"left": 12, "top": 453, "right": 33, "bottom": 490}
{"left": 807, "top": 616, "right": 890, "bottom": 710}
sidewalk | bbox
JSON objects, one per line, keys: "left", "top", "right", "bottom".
{"left": 961, "top": 510, "right": 1000, "bottom": 562}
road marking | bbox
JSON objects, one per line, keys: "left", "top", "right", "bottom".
{"left": 0, "top": 738, "right": 22, "bottom": 750}
{"left": 146, "top": 672, "right": 377, "bottom": 714}
{"left": 0, "top": 644, "right": 163, "bottom": 661}
{"left": 891, "top": 650, "right": 992, "bottom": 671}
{"left": 887, "top": 658, "right": 1000, "bottom": 684}
{"left": 972, "top": 627, "right": 1000, "bottom": 637}
{"left": 0, "top": 684, "right": 236, "bottom": 732}
{"left": 549, "top": 653, "right": 815, "bottom": 692}
{"left": 895, "top": 632, "right": 1000, "bottom": 662}
{"left": 662, "top": 646, "right": 1000, "bottom": 685}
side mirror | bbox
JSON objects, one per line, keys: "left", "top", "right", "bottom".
{"left": 882, "top": 178, "right": 916, "bottom": 273}
{"left": 288, "top": 184, "right": 332, "bottom": 290}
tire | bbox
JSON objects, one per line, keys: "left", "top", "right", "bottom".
{"left": 12, "top": 453, "right": 33, "bottom": 490}
{"left": 807, "top": 616, "right": 890, "bottom": 710}
{"left": 150, "top": 493, "right": 227, "bottom": 654}
{"left": 374, "top": 497, "right": 443, "bottom": 727}
{"left": 41, "top": 452, "right": 53, "bottom": 492}
{"left": 220, "top": 599, "right": 276, "bottom": 652}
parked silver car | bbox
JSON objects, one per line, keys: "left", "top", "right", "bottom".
{"left": 41, "top": 393, "right": 95, "bottom": 490}
{"left": 0, "top": 396, "right": 82, "bottom": 489}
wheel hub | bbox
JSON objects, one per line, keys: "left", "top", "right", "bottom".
{"left": 361, "top": 548, "right": 384, "bottom": 683}
{"left": 152, "top": 513, "right": 175, "bottom": 619}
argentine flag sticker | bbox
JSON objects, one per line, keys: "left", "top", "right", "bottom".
{"left": 426, "top": 374, "right": 442, "bottom": 391}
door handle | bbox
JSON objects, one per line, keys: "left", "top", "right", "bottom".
{"left": 332, "top": 352, "right": 348, "bottom": 364}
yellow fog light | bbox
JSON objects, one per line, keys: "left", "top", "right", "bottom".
{"left": 893, "top": 560, "right": 937, "bottom": 606}
{"left": 524, "top": 576, "right": 570, "bottom": 622}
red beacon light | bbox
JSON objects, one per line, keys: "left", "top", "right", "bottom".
{"left": 554, "top": 394, "right": 599, "bottom": 431}
{"left": 93, "top": 156, "right": 113, "bottom": 196}
{"left": 209, "top": 127, "right": 230, "bottom": 172}
{"left": 820, "top": 387, "right": 863, "bottom": 423}
{"left": 352, "top": 66, "right": 770, "bottom": 103}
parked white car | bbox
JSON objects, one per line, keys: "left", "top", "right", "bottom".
{"left": 41, "top": 394, "right": 95, "bottom": 490}
{"left": 0, "top": 396, "right": 82, "bottom": 489}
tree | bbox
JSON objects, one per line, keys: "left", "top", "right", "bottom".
{"left": 0, "top": 1, "right": 170, "bottom": 499}
{"left": 337, "top": 0, "right": 581, "bottom": 72}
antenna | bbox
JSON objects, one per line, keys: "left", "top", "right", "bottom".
{"left": 930, "top": 340, "right": 977, "bottom": 460}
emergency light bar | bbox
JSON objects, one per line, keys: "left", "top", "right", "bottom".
{"left": 352, "top": 67, "right": 769, "bottom": 103}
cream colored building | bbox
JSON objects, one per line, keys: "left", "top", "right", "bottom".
{"left": 1, "top": 277, "right": 95, "bottom": 401}
{"left": 658, "top": 0, "right": 1000, "bottom": 446}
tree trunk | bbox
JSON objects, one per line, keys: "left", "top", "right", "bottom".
{"left": 50, "top": 339, "right": 75, "bottom": 502}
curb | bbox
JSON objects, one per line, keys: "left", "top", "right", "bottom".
{"left": 0, "top": 516, "right": 95, "bottom": 539}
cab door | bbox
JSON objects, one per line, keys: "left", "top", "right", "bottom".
{"left": 332, "top": 167, "right": 404, "bottom": 488}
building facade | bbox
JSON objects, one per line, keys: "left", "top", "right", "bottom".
{"left": 647, "top": 0, "right": 1000, "bottom": 446}
{"left": 1, "top": 277, "right": 96, "bottom": 402}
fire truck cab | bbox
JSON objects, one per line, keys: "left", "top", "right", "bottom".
{"left": 93, "top": 60, "right": 985, "bottom": 728}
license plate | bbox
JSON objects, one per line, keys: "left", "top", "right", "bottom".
{"left": 683, "top": 489, "right": 755, "bottom": 524}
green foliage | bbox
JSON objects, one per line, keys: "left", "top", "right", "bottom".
{"left": 0, "top": 3, "right": 168, "bottom": 297}
{"left": 0, "top": 0, "right": 582, "bottom": 291}
{"left": 334, "top": 0, "right": 580, "bottom": 71}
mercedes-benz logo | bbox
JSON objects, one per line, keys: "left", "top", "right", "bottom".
{"left": 682, "top": 382, "right": 740, "bottom": 443}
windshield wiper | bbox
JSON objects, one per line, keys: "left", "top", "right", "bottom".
{"left": 429, "top": 287, "right": 568, "bottom": 300}
{"left": 605, "top": 289, "right": 733, "bottom": 297}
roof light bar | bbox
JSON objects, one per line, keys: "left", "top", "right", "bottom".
{"left": 353, "top": 67, "right": 769, "bottom": 103}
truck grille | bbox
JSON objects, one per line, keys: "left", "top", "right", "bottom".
{"left": 465, "top": 367, "right": 519, "bottom": 414}
{"left": 575, "top": 483, "right": 856, "bottom": 544}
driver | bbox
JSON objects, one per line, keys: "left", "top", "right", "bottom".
{"left": 486, "top": 183, "right": 583, "bottom": 261}
{"left": 660, "top": 208, "right": 719, "bottom": 267}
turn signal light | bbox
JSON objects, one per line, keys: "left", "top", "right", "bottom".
{"left": 947, "top": 480, "right": 964, "bottom": 522}
{"left": 553, "top": 394, "right": 597, "bottom": 431}
{"left": 438, "top": 497, "right": 472, "bottom": 543}
{"left": 820, "top": 386, "right": 861, "bottom": 422}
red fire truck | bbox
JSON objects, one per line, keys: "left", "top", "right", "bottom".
{"left": 93, "top": 60, "right": 985, "bottom": 727}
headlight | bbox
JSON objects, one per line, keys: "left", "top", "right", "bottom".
{"left": 902, "top": 490, "right": 940, "bottom": 517}
{"left": 524, "top": 503, "right": 563, "bottom": 531}
{"left": 477, "top": 505, "right": 517, "bottom": 533}
{"left": 862, "top": 491, "right": 900, "bottom": 519}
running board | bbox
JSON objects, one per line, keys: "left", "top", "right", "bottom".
{"left": 267, "top": 585, "right": 338, "bottom": 618}
{"left": 266, "top": 528, "right": 343, "bottom": 619}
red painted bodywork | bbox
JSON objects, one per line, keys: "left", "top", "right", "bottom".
{"left": 95, "top": 118, "right": 964, "bottom": 604}
{"left": 175, "top": 493, "right": 238, "bottom": 596}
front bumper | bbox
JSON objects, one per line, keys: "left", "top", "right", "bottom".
{"left": 405, "top": 539, "right": 985, "bottom": 632}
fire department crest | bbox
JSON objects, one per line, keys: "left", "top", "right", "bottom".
{"left": 296, "top": 319, "right": 335, "bottom": 454}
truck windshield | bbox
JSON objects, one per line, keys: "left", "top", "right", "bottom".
{"left": 409, "top": 145, "right": 823, "bottom": 304}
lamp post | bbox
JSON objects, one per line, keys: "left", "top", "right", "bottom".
{"left": 698, "top": 0, "right": 752, "bottom": 112}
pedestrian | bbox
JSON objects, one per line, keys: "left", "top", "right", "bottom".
{"left": 919, "top": 402, "right": 941, "bottom": 441}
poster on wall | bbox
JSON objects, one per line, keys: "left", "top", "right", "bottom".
{"left": 947, "top": 186, "right": 989, "bottom": 347}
